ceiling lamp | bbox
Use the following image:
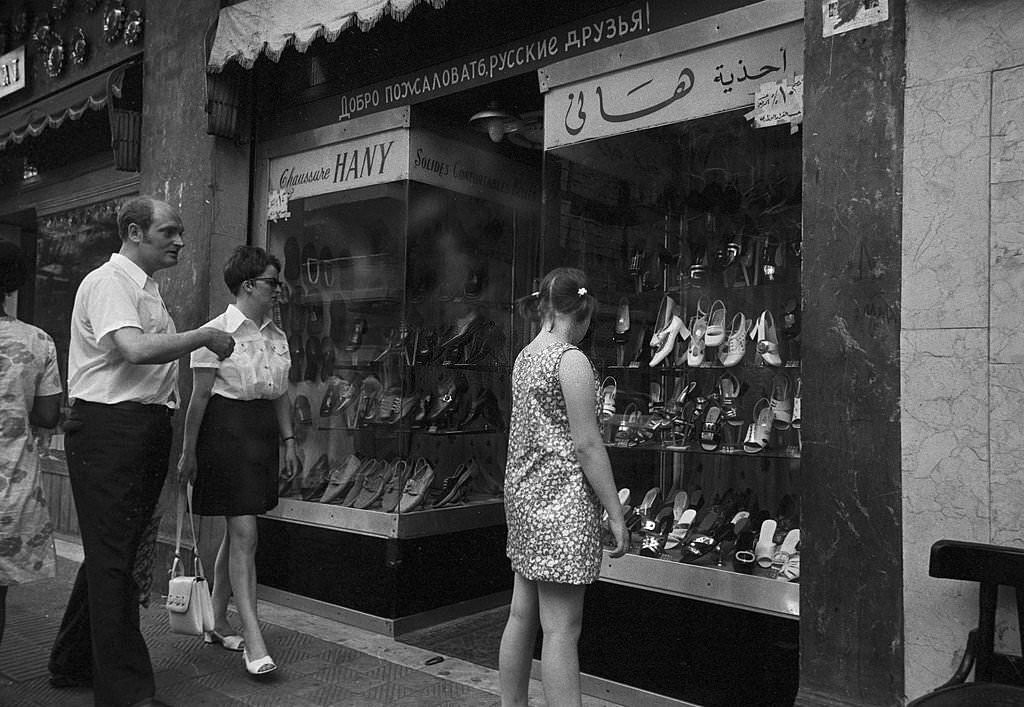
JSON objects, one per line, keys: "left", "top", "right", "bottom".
{"left": 469, "top": 101, "right": 524, "bottom": 143}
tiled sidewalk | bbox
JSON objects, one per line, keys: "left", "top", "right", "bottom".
{"left": 0, "top": 540, "right": 621, "bottom": 707}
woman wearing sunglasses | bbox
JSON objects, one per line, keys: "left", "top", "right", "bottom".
{"left": 177, "top": 245, "right": 300, "bottom": 675}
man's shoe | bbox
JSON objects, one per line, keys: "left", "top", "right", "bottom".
{"left": 49, "top": 673, "right": 92, "bottom": 688}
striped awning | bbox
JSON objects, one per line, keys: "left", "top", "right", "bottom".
{"left": 207, "top": 0, "right": 448, "bottom": 73}
{"left": 0, "top": 65, "right": 126, "bottom": 150}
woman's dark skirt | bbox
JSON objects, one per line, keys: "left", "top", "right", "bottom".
{"left": 193, "top": 395, "right": 278, "bottom": 516}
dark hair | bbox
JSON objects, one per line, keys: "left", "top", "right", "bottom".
{"left": 117, "top": 195, "right": 166, "bottom": 241}
{"left": 224, "top": 245, "right": 281, "bottom": 295}
{"left": 515, "top": 267, "right": 596, "bottom": 325}
{"left": 0, "top": 241, "right": 28, "bottom": 296}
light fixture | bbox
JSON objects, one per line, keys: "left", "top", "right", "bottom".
{"left": 469, "top": 101, "right": 524, "bottom": 143}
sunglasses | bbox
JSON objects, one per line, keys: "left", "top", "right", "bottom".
{"left": 249, "top": 277, "right": 283, "bottom": 289}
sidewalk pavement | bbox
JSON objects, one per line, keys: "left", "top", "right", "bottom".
{"left": 0, "top": 538, "right": 622, "bottom": 707}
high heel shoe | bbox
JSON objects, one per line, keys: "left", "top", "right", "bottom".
{"left": 204, "top": 630, "right": 245, "bottom": 652}
{"left": 754, "top": 310, "right": 782, "bottom": 367}
{"left": 649, "top": 314, "right": 685, "bottom": 367}
{"left": 243, "top": 649, "right": 277, "bottom": 675}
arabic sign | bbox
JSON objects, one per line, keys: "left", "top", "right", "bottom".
{"left": 544, "top": 22, "right": 803, "bottom": 149}
{"left": 822, "top": 0, "right": 888, "bottom": 37}
{"left": 751, "top": 75, "right": 803, "bottom": 129}
{"left": 268, "top": 129, "right": 410, "bottom": 202}
{"left": 409, "top": 131, "right": 540, "bottom": 208}
{"left": 0, "top": 46, "right": 26, "bottom": 100}
{"left": 338, "top": 2, "right": 652, "bottom": 122}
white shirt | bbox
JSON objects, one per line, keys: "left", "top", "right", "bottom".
{"left": 68, "top": 253, "right": 179, "bottom": 407}
{"left": 190, "top": 304, "right": 289, "bottom": 400}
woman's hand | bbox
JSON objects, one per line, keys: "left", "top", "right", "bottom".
{"left": 607, "top": 517, "right": 629, "bottom": 558}
{"left": 283, "top": 439, "right": 301, "bottom": 480}
{"left": 177, "top": 452, "right": 197, "bottom": 487}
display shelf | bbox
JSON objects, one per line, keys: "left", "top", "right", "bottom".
{"left": 262, "top": 497, "right": 506, "bottom": 539}
{"left": 597, "top": 550, "right": 799, "bottom": 619}
{"left": 606, "top": 442, "right": 800, "bottom": 459}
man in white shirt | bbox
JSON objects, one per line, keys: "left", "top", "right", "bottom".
{"left": 48, "top": 196, "right": 234, "bottom": 707}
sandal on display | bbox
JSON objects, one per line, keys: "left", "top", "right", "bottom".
{"left": 769, "top": 529, "right": 801, "bottom": 579}
{"left": 699, "top": 402, "right": 723, "bottom": 452}
{"left": 615, "top": 404, "right": 640, "bottom": 446}
{"left": 742, "top": 398, "right": 773, "bottom": 453}
{"left": 398, "top": 458, "right": 435, "bottom": 512}
{"left": 792, "top": 377, "right": 802, "bottom": 429}
{"left": 718, "top": 312, "right": 751, "bottom": 367}
{"left": 703, "top": 299, "right": 727, "bottom": 347}
{"left": 753, "top": 310, "right": 782, "bottom": 367}
{"left": 690, "top": 296, "right": 710, "bottom": 341}
{"left": 719, "top": 372, "right": 743, "bottom": 426}
{"left": 670, "top": 379, "right": 697, "bottom": 412}
{"left": 613, "top": 297, "right": 631, "bottom": 344}
{"left": 635, "top": 487, "right": 661, "bottom": 532}
{"left": 665, "top": 507, "right": 697, "bottom": 550}
{"left": 754, "top": 518, "right": 779, "bottom": 568}
{"left": 769, "top": 375, "right": 793, "bottom": 429}
{"left": 686, "top": 321, "right": 706, "bottom": 367}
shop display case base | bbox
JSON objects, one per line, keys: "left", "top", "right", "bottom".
{"left": 573, "top": 582, "right": 799, "bottom": 707}
{"left": 255, "top": 517, "right": 512, "bottom": 635}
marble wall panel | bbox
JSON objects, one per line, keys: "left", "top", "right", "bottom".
{"left": 907, "top": 0, "right": 1024, "bottom": 87}
{"left": 990, "top": 181, "right": 1024, "bottom": 364}
{"left": 903, "top": 78, "right": 989, "bottom": 331}
{"left": 901, "top": 327, "right": 989, "bottom": 700}
{"left": 989, "top": 363, "right": 1024, "bottom": 547}
{"left": 991, "top": 67, "right": 1024, "bottom": 185}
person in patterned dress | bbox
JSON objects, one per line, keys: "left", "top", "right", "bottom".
{"left": 499, "top": 267, "right": 628, "bottom": 707}
{"left": 0, "top": 241, "right": 62, "bottom": 646}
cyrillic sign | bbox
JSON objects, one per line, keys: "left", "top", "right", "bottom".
{"left": 544, "top": 22, "right": 804, "bottom": 149}
{"left": 0, "top": 46, "right": 26, "bottom": 100}
{"left": 338, "top": 2, "right": 652, "bottom": 122}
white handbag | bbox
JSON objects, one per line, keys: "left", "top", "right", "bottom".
{"left": 166, "top": 487, "right": 215, "bottom": 636}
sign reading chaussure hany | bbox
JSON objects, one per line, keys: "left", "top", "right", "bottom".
{"left": 0, "top": 46, "right": 26, "bottom": 100}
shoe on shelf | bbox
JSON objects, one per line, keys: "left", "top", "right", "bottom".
{"left": 434, "top": 463, "right": 476, "bottom": 507}
{"left": 753, "top": 310, "right": 782, "bottom": 367}
{"left": 379, "top": 459, "right": 411, "bottom": 512}
{"left": 635, "top": 487, "right": 661, "bottom": 533}
{"left": 320, "top": 455, "right": 363, "bottom": 504}
{"left": 300, "top": 454, "right": 331, "bottom": 501}
{"left": 319, "top": 377, "right": 342, "bottom": 417}
{"left": 699, "top": 402, "right": 723, "bottom": 452}
{"left": 704, "top": 299, "right": 727, "bottom": 347}
{"left": 792, "top": 377, "right": 802, "bottom": 429}
{"left": 686, "top": 320, "right": 705, "bottom": 367}
{"left": 770, "top": 529, "right": 801, "bottom": 579}
{"left": 350, "top": 458, "right": 398, "bottom": 509}
{"left": 599, "top": 377, "right": 617, "bottom": 421}
{"left": 718, "top": 312, "right": 751, "bottom": 367}
{"left": 769, "top": 374, "right": 793, "bottom": 429}
{"left": 398, "top": 458, "right": 436, "bottom": 512}
{"left": 690, "top": 296, "right": 710, "bottom": 341}
{"left": 743, "top": 398, "right": 773, "bottom": 453}
{"left": 339, "top": 459, "right": 377, "bottom": 507}
{"left": 719, "top": 372, "right": 743, "bottom": 426}
{"left": 613, "top": 297, "right": 631, "bottom": 344}
{"left": 649, "top": 310, "right": 686, "bottom": 367}
{"left": 754, "top": 519, "right": 779, "bottom": 568}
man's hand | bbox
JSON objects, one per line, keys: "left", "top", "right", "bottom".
{"left": 201, "top": 327, "right": 235, "bottom": 360}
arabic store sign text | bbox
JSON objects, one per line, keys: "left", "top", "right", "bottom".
{"left": 544, "top": 22, "right": 803, "bottom": 149}
{"left": 0, "top": 46, "right": 26, "bottom": 100}
{"left": 268, "top": 129, "right": 410, "bottom": 204}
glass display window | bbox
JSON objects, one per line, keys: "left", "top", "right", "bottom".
{"left": 541, "top": 107, "right": 802, "bottom": 611}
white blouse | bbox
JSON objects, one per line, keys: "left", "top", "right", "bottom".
{"left": 190, "top": 304, "right": 290, "bottom": 400}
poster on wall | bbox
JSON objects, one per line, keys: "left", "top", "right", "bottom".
{"left": 822, "top": 0, "right": 889, "bottom": 37}
{"left": 543, "top": 22, "right": 803, "bottom": 149}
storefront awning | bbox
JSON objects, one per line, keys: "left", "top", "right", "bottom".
{"left": 207, "top": 0, "right": 448, "bottom": 73}
{"left": 0, "top": 65, "right": 126, "bottom": 151}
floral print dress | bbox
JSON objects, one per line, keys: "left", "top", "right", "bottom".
{"left": 504, "top": 341, "right": 602, "bottom": 584}
{"left": 0, "top": 316, "right": 62, "bottom": 585}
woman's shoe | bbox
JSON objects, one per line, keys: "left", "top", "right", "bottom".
{"left": 204, "top": 630, "right": 245, "bottom": 652}
{"left": 743, "top": 398, "right": 773, "bottom": 453}
{"left": 243, "top": 649, "right": 277, "bottom": 675}
{"left": 613, "top": 297, "right": 631, "bottom": 344}
{"left": 599, "top": 377, "right": 617, "bottom": 421}
{"left": 769, "top": 375, "right": 793, "bottom": 429}
{"left": 718, "top": 312, "right": 751, "bottom": 367}
{"left": 718, "top": 372, "right": 743, "bottom": 426}
{"left": 649, "top": 314, "right": 685, "bottom": 368}
{"left": 703, "top": 299, "right": 727, "bottom": 347}
{"left": 791, "top": 377, "right": 802, "bottom": 429}
{"left": 699, "top": 403, "right": 723, "bottom": 451}
{"left": 755, "top": 519, "right": 779, "bottom": 568}
{"left": 686, "top": 321, "right": 705, "bottom": 367}
{"left": 755, "top": 310, "right": 782, "bottom": 367}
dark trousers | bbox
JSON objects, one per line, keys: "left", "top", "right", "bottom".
{"left": 49, "top": 401, "right": 172, "bottom": 707}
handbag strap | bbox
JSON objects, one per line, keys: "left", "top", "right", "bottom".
{"left": 172, "top": 485, "right": 205, "bottom": 578}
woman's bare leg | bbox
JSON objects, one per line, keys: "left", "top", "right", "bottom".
{"left": 225, "top": 515, "right": 268, "bottom": 659}
{"left": 499, "top": 572, "right": 540, "bottom": 707}
{"left": 536, "top": 580, "right": 586, "bottom": 707}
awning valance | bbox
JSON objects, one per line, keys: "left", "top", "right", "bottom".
{"left": 207, "top": 0, "right": 448, "bottom": 73}
{"left": 0, "top": 65, "right": 127, "bottom": 150}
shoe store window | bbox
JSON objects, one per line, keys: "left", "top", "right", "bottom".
{"left": 534, "top": 15, "right": 804, "bottom": 706}
{"left": 254, "top": 106, "right": 539, "bottom": 634}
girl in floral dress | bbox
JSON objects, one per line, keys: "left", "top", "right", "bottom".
{"left": 0, "top": 241, "right": 62, "bottom": 645}
{"left": 499, "top": 267, "right": 628, "bottom": 707}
